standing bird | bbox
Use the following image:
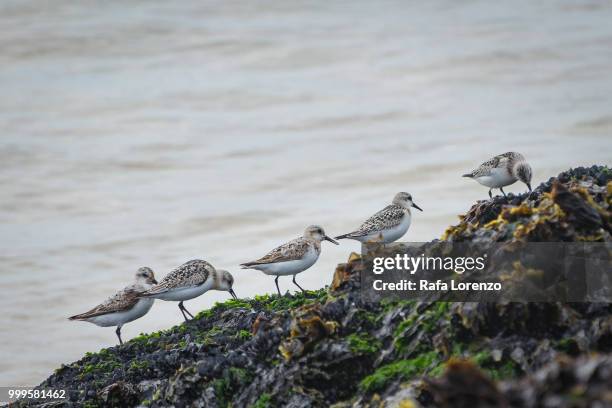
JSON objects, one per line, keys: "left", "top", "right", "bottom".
{"left": 241, "top": 225, "right": 339, "bottom": 296}
{"left": 69, "top": 267, "right": 157, "bottom": 345}
{"left": 335, "top": 192, "right": 423, "bottom": 243}
{"left": 139, "top": 260, "right": 237, "bottom": 321}
{"left": 462, "top": 152, "right": 533, "bottom": 198}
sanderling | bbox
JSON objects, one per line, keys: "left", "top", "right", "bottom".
{"left": 463, "top": 151, "right": 533, "bottom": 198}
{"left": 335, "top": 192, "right": 422, "bottom": 243}
{"left": 139, "top": 259, "right": 237, "bottom": 321}
{"left": 69, "top": 267, "right": 157, "bottom": 345}
{"left": 241, "top": 225, "right": 338, "bottom": 296}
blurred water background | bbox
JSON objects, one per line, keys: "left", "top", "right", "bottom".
{"left": 1, "top": 0, "right": 611, "bottom": 386}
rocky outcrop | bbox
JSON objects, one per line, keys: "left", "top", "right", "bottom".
{"left": 20, "top": 166, "right": 612, "bottom": 407}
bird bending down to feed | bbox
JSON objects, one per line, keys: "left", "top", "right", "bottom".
{"left": 462, "top": 152, "right": 532, "bottom": 198}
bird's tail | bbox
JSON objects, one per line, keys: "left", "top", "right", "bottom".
{"left": 334, "top": 233, "right": 354, "bottom": 240}
{"left": 68, "top": 313, "right": 87, "bottom": 321}
{"left": 462, "top": 173, "right": 473, "bottom": 178}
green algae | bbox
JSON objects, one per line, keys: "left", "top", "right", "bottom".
{"left": 236, "top": 329, "right": 252, "bottom": 340}
{"left": 359, "top": 344, "right": 519, "bottom": 393}
{"left": 393, "top": 302, "right": 452, "bottom": 354}
{"left": 353, "top": 309, "right": 380, "bottom": 326}
{"left": 131, "top": 330, "right": 164, "bottom": 345}
{"left": 253, "top": 393, "right": 273, "bottom": 408}
{"left": 194, "top": 326, "right": 224, "bottom": 345}
{"left": 190, "top": 289, "right": 328, "bottom": 320}
{"left": 211, "top": 367, "right": 255, "bottom": 407}
{"left": 380, "top": 298, "right": 417, "bottom": 313}
{"left": 469, "top": 350, "right": 520, "bottom": 380}
{"left": 262, "top": 289, "right": 328, "bottom": 311}
{"left": 194, "top": 298, "right": 252, "bottom": 320}
{"left": 78, "top": 348, "right": 123, "bottom": 380}
{"left": 359, "top": 351, "right": 440, "bottom": 393}
{"left": 128, "top": 360, "right": 149, "bottom": 371}
{"left": 347, "top": 333, "right": 381, "bottom": 354}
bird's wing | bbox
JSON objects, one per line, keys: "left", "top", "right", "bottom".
{"left": 141, "top": 260, "right": 212, "bottom": 295}
{"left": 349, "top": 205, "right": 405, "bottom": 237}
{"left": 242, "top": 237, "right": 310, "bottom": 266}
{"left": 470, "top": 153, "right": 513, "bottom": 177}
{"left": 69, "top": 286, "right": 141, "bottom": 319}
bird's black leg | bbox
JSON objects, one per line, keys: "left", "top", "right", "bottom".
{"left": 500, "top": 187, "right": 507, "bottom": 197}
{"left": 274, "top": 276, "right": 281, "bottom": 296}
{"left": 488, "top": 189, "right": 493, "bottom": 199}
{"left": 116, "top": 326, "right": 123, "bottom": 345}
{"left": 178, "top": 301, "right": 193, "bottom": 321}
{"left": 292, "top": 275, "right": 306, "bottom": 293}
{"left": 178, "top": 303, "right": 188, "bottom": 321}
{"left": 183, "top": 305, "right": 194, "bottom": 319}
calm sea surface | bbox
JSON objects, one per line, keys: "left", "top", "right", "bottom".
{"left": 1, "top": 0, "right": 611, "bottom": 386}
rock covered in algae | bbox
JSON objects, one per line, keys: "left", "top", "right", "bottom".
{"left": 18, "top": 165, "right": 612, "bottom": 408}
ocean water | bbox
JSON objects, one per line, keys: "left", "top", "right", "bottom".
{"left": 1, "top": 0, "right": 611, "bottom": 386}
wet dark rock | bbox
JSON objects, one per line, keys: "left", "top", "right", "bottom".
{"left": 552, "top": 181, "right": 603, "bottom": 230}
{"left": 18, "top": 165, "right": 612, "bottom": 408}
{"left": 501, "top": 354, "right": 612, "bottom": 408}
{"left": 98, "top": 381, "right": 139, "bottom": 407}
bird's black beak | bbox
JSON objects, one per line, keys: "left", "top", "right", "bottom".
{"left": 412, "top": 203, "right": 423, "bottom": 212}
{"left": 229, "top": 288, "right": 238, "bottom": 299}
{"left": 527, "top": 183, "right": 532, "bottom": 192}
{"left": 324, "top": 235, "right": 340, "bottom": 245}
{"left": 151, "top": 279, "right": 158, "bottom": 285}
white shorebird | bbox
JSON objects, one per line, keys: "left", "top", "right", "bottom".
{"left": 463, "top": 152, "right": 533, "bottom": 198}
{"left": 335, "top": 192, "right": 422, "bottom": 244}
{"left": 139, "top": 260, "right": 237, "bottom": 321}
{"left": 69, "top": 267, "right": 157, "bottom": 345}
{"left": 241, "top": 225, "right": 339, "bottom": 296}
